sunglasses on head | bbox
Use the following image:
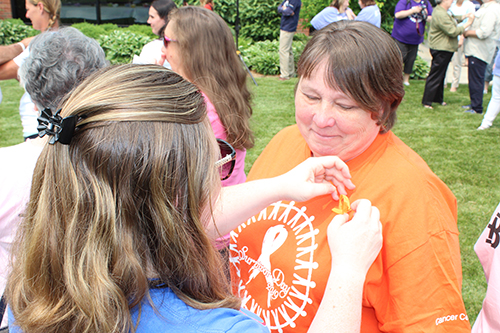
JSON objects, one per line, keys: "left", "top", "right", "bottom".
{"left": 163, "top": 36, "right": 177, "bottom": 48}
{"left": 215, "top": 139, "right": 236, "bottom": 181}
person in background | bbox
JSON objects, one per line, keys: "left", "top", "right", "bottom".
{"left": 0, "top": 27, "right": 107, "bottom": 331}
{"left": 477, "top": 49, "right": 500, "bottom": 129}
{"left": 483, "top": 47, "right": 498, "bottom": 94}
{"left": 161, "top": 6, "right": 252, "bottom": 252}
{"left": 277, "top": 0, "right": 301, "bottom": 81}
{"left": 230, "top": 21, "right": 470, "bottom": 332}
{"left": 355, "top": 0, "right": 381, "bottom": 28}
{"left": 6, "top": 63, "right": 382, "bottom": 333}
{"left": 463, "top": 0, "right": 500, "bottom": 114}
{"left": 422, "top": 0, "right": 473, "bottom": 108}
{"left": 310, "top": 0, "right": 354, "bottom": 33}
{"left": 201, "top": 0, "right": 214, "bottom": 11}
{"left": 471, "top": 202, "right": 500, "bottom": 332}
{"left": 392, "top": 0, "right": 433, "bottom": 86}
{"left": 133, "top": 0, "right": 176, "bottom": 68}
{"left": 448, "top": 0, "right": 476, "bottom": 92}
{"left": 0, "top": 0, "right": 60, "bottom": 140}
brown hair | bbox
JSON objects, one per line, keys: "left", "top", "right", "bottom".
{"left": 330, "top": 0, "right": 345, "bottom": 10}
{"left": 168, "top": 6, "right": 254, "bottom": 150}
{"left": 359, "top": 0, "right": 376, "bottom": 6}
{"left": 7, "top": 64, "right": 240, "bottom": 333}
{"left": 28, "top": 0, "right": 61, "bottom": 29}
{"left": 297, "top": 21, "right": 404, "bottom": 133}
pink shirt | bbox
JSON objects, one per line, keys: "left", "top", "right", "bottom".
{"left": 472, "top": 202, "right": 500, "bottom": 332}
{"left": 0, "top": 140, "right": 44, "bottom": 328}
{"left": 203, "top": 94, "right": 247, "bottom": 187}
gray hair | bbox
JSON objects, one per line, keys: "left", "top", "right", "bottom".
{"left": 20, "top": 27, "right": 108, "bottom": 111}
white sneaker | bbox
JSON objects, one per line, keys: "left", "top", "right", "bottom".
{"left": 477, "top": 124, "right": 491, "bottom": 130}
{"left": 403, "top": 82, "right": 410, "bottom": 86}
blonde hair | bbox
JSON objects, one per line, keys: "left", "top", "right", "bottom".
{"left": 28, "top": 0, "right": 61, "bottom": 29}
{"left": 169, "top": 6, "right": 254, "bottom": 150}
{"left": 7, "top": 64, "right": 240, "bottom": 333}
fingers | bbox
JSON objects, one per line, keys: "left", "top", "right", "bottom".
{"left": 327, "top": 213, "right": 349, "bottom": 238}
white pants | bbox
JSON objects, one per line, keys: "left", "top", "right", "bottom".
{"left": 279, "top": 30, "right": 295, "bottom": 79}
{"left": 450, "top": 44, "right": 465, "bottom": 89}
{"left": 480, "top": 75, "right": 500, "bottom": 128}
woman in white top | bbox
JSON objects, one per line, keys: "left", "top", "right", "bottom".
{"left": 135, "top": 0, "right": 176, "bottom": 68}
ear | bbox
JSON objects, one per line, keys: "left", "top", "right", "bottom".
{"left": 38, "top": 2, "right": 44, "bottom": 13}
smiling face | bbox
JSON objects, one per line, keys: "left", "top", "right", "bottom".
{"left": 295, "top": 62, "right": 381, "bottom": 161}
{"left": 147, "top": 6, "right": 166, "bottom": 36}
{"left": 25, "top": 0, "right": 49, "bottom": 31}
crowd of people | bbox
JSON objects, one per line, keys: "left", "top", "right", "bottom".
{"left": 0, "top": 1, "right": 499, "bottom": 333}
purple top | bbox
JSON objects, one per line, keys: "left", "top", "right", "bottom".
{"left": 392, "top": 0, "right": 433, "bottom": 45}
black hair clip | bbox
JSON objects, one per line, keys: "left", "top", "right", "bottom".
{"left": 37, "top": 108, "right": 77, "bottom": 145}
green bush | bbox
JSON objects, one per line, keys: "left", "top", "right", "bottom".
{"left": 410, "top": 55, "right": 430, "bottom": 80}
{"left": 97, "top": 30, "right": 153, "bottom": 64}
{"left": 124, "top": 24, "right": 157, "bottom": 39}
{"left": 70, "top": 22, "right": 109, "bottom": 40}
{"left": 240, "top": 37, "right": 308, "bottom": 75}
{"left": 0, "top": 19, "right": 38, "bottom": 45}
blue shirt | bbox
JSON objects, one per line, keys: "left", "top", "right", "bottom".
{"left": 355, "top": 5, "right": 381, "bottom": 28}
{"left": 9, "top": 288, "right": 270, "bottom": 333}
{"left": 278, "top": 0, "right": 302, "bottom": 32}
{"left": 310, "top": 7, "right": 349, "bottom": 30}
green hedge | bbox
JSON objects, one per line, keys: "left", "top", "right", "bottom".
{"left": 0, "top": 19, "right": 38, "bottom": 45}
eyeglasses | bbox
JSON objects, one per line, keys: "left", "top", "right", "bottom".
{"left": 163, "top": 36, "right": 177, "bottom": 48}
{"left": 215, "top": 139, "right": 236, "bottom": 181}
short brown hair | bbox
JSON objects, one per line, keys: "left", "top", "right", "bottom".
{"left": 297, "top": 21, "right": 404, "bottom": 133}
{"left": 359, "top": 0, "right": 377, "bottom": 6}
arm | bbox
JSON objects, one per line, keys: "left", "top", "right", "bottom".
{"left": 395, "top": 6, "right": 421, "bottom": 19}
{"left": 0, "top": 44, "right": 23, "bottom": 65}
{"left": 345, "top": 8, "right": 356, "bottom": 20}
{"left": 469, "top": 10, "right": 497, "bottom": 39}
{"left": 0, "top": 37, "right": 32, "bottom": 66}
{"left": 308, "top": 200, "right": 382, "bottom": 333}
{"left": 437, "top": 12, "right": 466, "bottom": 38}
{"left": 208, "top": 156, "right": 355, "bottom": 238}
{"left": 0, "top": 60, "right": 20, "bottom": 81}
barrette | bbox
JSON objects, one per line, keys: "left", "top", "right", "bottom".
{"left": 37, "top": 108, "right": 77, "bottom": 145}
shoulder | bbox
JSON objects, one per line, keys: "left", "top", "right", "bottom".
{"left": 134, "top": 288, "right": 269, "bottom": 333}
{"left": 248, "top": 125, "right": 306, "bottom": 180}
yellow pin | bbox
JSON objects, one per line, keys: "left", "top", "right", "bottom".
{"left": 332, "top": 194, "right": 352, "bottom": 215}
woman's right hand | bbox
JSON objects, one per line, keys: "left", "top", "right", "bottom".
{"left": 327, "top": 199, "right": 382, "bottom": 276}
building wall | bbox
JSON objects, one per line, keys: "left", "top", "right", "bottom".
{"left": 0, "top": 0, "right": 13, "bottom": 19}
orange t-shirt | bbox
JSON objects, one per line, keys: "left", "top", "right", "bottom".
{"left": 229, "top": 125, "right": 470, "bottom": 332}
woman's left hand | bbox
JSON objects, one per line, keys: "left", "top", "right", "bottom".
{"left": 275, "top": 156, "right": 355, "bottom": 202}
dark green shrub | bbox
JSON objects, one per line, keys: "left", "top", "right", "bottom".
{"left": 125, "top": 24, "right": 157, "bottom": 39}
{"left": 0, "top": 19, "right": 38, "bottom": 45}
{"left": 71, "top": 22, "right": 109, "bottom": 40}
{"left": 97, "top": 30, "right": 153, "bottom": 64}
{"left": 240, "top": 37, "right": 307, "bottom": 75}
{"left": 410, "top": 55, "right": 430, "bottom": 80}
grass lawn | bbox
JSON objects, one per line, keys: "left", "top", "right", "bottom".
{"left": 0, "top": 76, "right": 494, "bottom": 325}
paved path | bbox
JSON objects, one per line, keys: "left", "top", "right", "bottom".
{"left": 418, "top": 42, "right": 469, "bottom": 85}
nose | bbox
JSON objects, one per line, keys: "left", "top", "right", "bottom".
{"left": 312, "top": 102, "right": 336, "bottom": 128}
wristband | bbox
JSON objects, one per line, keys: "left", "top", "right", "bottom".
{"left": 16, "top": 42, "right": 25, "bottom": 51}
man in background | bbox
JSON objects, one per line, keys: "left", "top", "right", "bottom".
{"left": 278, "top": 0, "right": 301, "bottom": 81}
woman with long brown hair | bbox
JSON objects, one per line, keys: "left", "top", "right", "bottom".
{"left": 6, "top": 64, "right": 380, "bottom": 332}
{"left": 161, "top": 6, "right": 253, "bottom": 187}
